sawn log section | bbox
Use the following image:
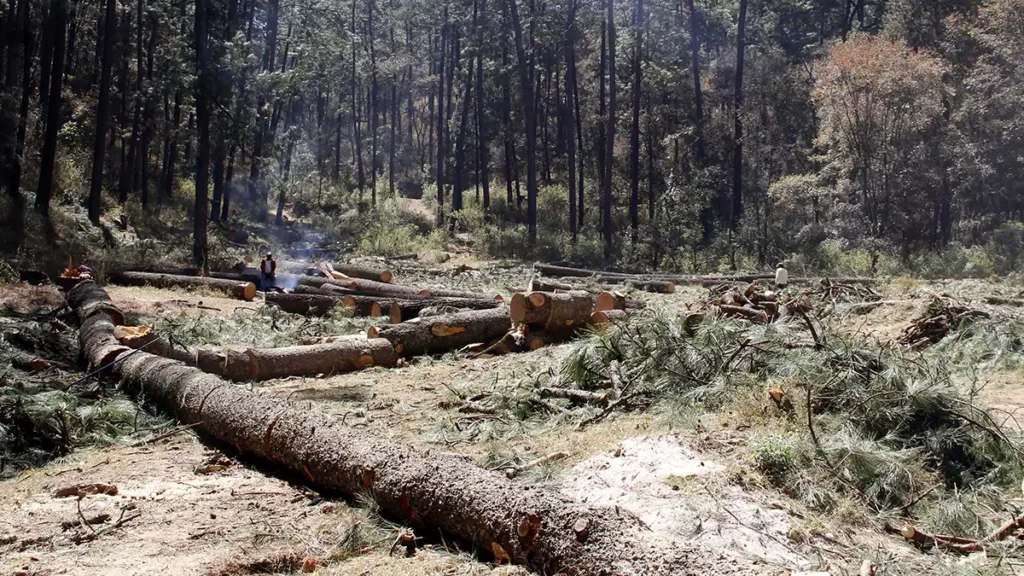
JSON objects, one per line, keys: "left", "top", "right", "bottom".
{"left": 66, "top": 281, "right": 757, "bottom": 575}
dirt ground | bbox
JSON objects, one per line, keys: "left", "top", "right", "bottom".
{"left": 3, "top": 272, "right": 1024, "bottom": 575}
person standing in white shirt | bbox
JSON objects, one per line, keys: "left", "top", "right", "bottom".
{"left": 775, "top": 263, "right": 788, "bottom": 288}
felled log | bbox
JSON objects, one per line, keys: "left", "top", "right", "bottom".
{"left": 589, "top": 309, "right": 630, "bottom": 326}
{"left": 10, "top": 353, "right": 68, "bottom": 372}
{"left": 594, "top": 291, "right": 645, "bottom": 312}
{"left": 266, "top": 292, "right": 347, "bottom": 316}
{"left": 527, "top": 277, "right": 581, "bottom": 293}
{"left": 331, "top": 263, "right": 394, "bottom": 284}
{"left": 510, "top": 291, "right": 593, "bottom": 330}
{"left": 611, "top": 279, "right": 675, "bottom": 294}
{"left": 68, "top": 281, "right": 754, "bottom": 576}
{"left": 367, "top": 307, "right": 511, "bottom": 357}
{"left": 386, "top": 296, "right": 503, "bottom": 323}
{"left": 108, "top": 271, "right": 256, "bottom": 301}
{"left": 717, "top": 304, "right": 770, "bottom": 323}
{"left": 224, "top": 339, "right": 397, "bottom": 380}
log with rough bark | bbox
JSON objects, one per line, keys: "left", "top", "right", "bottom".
{"left": 367, "top": 307, "right": 511, "bottom": 357}
{"left": 527, "top": 276, "right": 581, "bottom": 293}
{"left": 111, "top": 322, "right": 393, "bottom": 380}
{"left": 594, "top": 291, "right": 645, "bottom": 312}
{"left": 612, "top": 278, "right": 675, "bottom": 294}
{"left": 387, "top": 296, "right": 503, "bottom": 323}
{"left": 265, "top": 292, "right": 348, "bottom": 316}
{"left": 589, "top": 309, "right": 630, "bottom": 326}
{"left": 510, "top": 291, "right": 594, "bottom": 330}
{"left": 67, "top": 281, "right": 755, "bottom": 576}
{"left": 534, "top": 263, "right": 876, "bottom": 287}
{"left": 108, "top": 271, "right": 257, "bottom": 301}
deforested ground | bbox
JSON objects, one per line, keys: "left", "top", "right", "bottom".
{"left": 3, "top": 258, "right": 1024, "bottom": 576}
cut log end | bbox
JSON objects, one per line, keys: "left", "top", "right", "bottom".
{"left": 240, "top": 282, "right": 257, "bottom": 301}
{"left": 355, "top": 354, "right": 375, "bottom": 369}
{"left": 367, "top": 326, "right": 380, "bottom": 339}
{"left": 509, "top": 293, "right": 527, "bottom": 324}
{"left": 380, "top": 271, "right": 394, "bottom": 283}
{"left": 370, "top": 302, "right": 382, "bottom": 318}
{"left": 390, "top": 302, "right": 402, "bottom": 324}
{"left": 528, "top": 293, "right": 547, "bottom": 307}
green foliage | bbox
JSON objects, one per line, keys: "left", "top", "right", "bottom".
{"left": 750, "top": 433, "right": 797, "bottom": 483}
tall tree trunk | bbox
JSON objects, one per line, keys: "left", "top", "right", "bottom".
{"left": 603, "top": 0, "right": 616, "bottom": 260}
{"left": 685, "top": 0, "right": 705, "bottom": 163}
{"left": 628, "top": 0, "right": 643, "bottom": 243}
{"left": 501, "top": 42, "right": 513, "bottom": 207}
{"left": 1, "top": 0, "right": 27, "bottom": 199}
{"left": 125, "top": 0, "right": 144, "bottom": 201}
{"left": 140, "top": 14, "right": 157, "bottom": 207}
{"left": 194, "top": 0, "right": 212, "bottom": 269}
{"left": 88, "top": 0, "right": 117, "bottom": 221}
{"left": 12, "top": 0, "right": 32, "bottom": 199}
{"left": 596, "top": 20, "right": 605, "bottom": 232}
{"left": 333, "top": 110, "right": 342, "bottom": 184}
{"left": 570, "top": 33, "right": 583, "bottom": 229}
{"left": 474, "top": 0, "right": 489, "bottom": 211}
{"left": 564, "top": 0, "right": 577, "bottom": 241}
{"left": 350, "top": 0, "right": 365, "bottom": 201}
{"left": 453, "top": 44, "right": 473, "bottom": 216}
{"left": 38, "top": 1, "right": 54, "bottom": 113}
{"left": 435, "top": 6, "right": 446, "bottom": 226}
{"left": 389, "top": 76, "right": 397, "bottom": 199}
{"left": 35, "top": 0, "right": 67, "bottom": 217}
{"left": 507, "top": 0, "right": 538, "bottom": 246}
{"left": 368, "top": 0, "right": 378, "bottom": 206}
{"left": 730, "top": 0, "right": 746, "bottom": 233}
{"left": 248, "top": 0, "right": 278, "bottom": 217}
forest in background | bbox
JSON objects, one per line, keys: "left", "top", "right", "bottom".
{"left": 0, "top": 0, "right": 1022, "bottom": 275}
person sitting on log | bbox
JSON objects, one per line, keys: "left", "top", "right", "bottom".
{"left": 260, "top": 253, "right": 277, "bottom": 291}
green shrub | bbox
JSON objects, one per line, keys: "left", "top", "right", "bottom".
{"left": 987, "top": 222, "right": 1024, "bottom": 274}
{"left": 751, "top": 433, "right": 797, "bottom": 483}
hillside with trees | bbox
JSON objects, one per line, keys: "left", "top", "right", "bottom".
{"left": 0, "top": 0, "right": 1021, "bottom": 275}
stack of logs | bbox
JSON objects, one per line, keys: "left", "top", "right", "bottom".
{"left": 103, "top": 261, "right": 643, "bottom": 380}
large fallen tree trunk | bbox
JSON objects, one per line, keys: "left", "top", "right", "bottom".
{"left": 367, "top": 307, "right": 511, "bottom": 357}
{"left": 107, "top": 271, "right": 257, "bottom": 301}
{"left": 510, "top": 291, "right": 594, "bottom": 330}
{"left": 68, "top": 281, "right": 752, "bottom": 576}
{"left": 294, "top": 285, "right": 499, "bottom": 322}
{"left": 534, "top": 263, "right": 876, "bottom": 287}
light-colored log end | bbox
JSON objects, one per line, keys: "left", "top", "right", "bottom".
{"left": 380, "top": 271, "right": 394, "bottom": 283}
{"left": 510, "top": 293, "right": 527, "bottom": 324}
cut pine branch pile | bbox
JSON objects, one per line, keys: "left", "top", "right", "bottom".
{"left": 808, "top": 278, "right": 883, "bottom": 304}
{"left": 108, "top": 271, "right": 257, "bottom": 301}
{"left": 897, "top": 297, "right": 990, "bottom": 349}
{"left": 67, "top": 281, "right": 754, "bottom": 576}
{"left": 705, "top": 282, "right": 788, "bottom": 323}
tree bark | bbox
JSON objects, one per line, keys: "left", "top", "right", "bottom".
{"left": 628, "top": 0, "right": 644, "bottom": 244}
{"left": 507, "top": 0, "right": 539, "bottom": 245}
{"left": 0, "top": 0, "right": 26, "bottom": 200}
{"left": 69, "top": 281, "right": 755, "bottom": 576}
{"left": 510, "top": 290, "right": 593, "bottom": 330}
{"left": 107, "top": 271, "right": 257, "bottom": 301}
{"left": 685, "top": 0, "right": 705, "bottom": 163}
{"left": 474, "top": 0, "right": 490, "bottom": 211}
{"left": 367, "top": 306, "right": 511, "bottom": 357}
{"left": 603, "top": 0, "right": 616, "bottom": 260}
{"left": 35, "top": 0, "right": 67, "bottom": 217}
{"left": 730, "top": 0, "right": 747, "bottom": 232}
{"left": 194, "top": 0, "right": 212, "bottom": 268}
{"left": 435, "top": 7, "right": 447, "bottom": 226}
{"left": 87, "top": 0, "right": 117, "bottom": 222}
{"left": 564, "top": 0, "right": 578, "bottom": 241}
